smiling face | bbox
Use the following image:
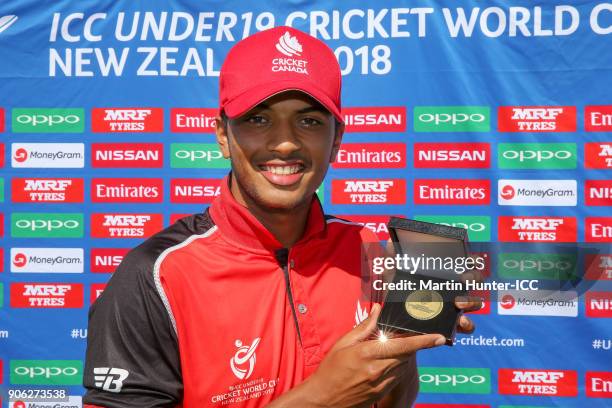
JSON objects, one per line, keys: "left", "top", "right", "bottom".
{"left": 216, "top": 91, "right": 344, "bottom": 213}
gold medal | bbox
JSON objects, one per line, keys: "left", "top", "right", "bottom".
{"left": 405, "top": 290, "right": 444, "bottom": 320}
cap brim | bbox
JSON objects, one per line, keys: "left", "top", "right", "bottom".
{"left": 223, "top": 80, "right": 343, "bottom": 124}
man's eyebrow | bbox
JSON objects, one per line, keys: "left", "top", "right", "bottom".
{"left": 297, "top": 105, "right": 329, "bottom": 114}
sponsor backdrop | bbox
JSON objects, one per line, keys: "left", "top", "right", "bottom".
{"left": 0, "top": 0, "right": 611, "bottom": 407}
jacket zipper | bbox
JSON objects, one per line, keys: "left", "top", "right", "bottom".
{"left": 275, "top": 248, "right": 302, "bottom": 346}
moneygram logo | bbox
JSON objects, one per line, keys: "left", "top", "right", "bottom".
{"left": 498, "top": 179, "right": 576, "bottom": 206}
{"left": 91, "top": 214, "right": 163, "bottom": 238}
{"left": 585, "top": 106, "right": 612, "bottom": 132}
{"left": 586, "top": 371, "right": 612, "bottom": 398}
{"left": 414, "top": 143, "right": 490, "bottom": 168}
{"left": 11, "top": 213, "right": 84, "bottom": 238}
{"left": 11, "top": 143, "right": 85, "bottom": 168}
{"left": 92, "top": 108, "right": 163, "bottom": 132}
{"left": 12, "top": 108, "right": 84, "bottom": 133}
{"left": 10, "top": 283, "right": 84, "bottom": 308}
{"left": 585, "top": 254, "right": 612, "bottom": 281}
{"left": 498, "top": 216, "right": 576, "bottom": 242}
{"left": 586, "top": 292, "right": 612, "bottom": 318}
{"left": 336, "top": 215, "right": 392, "bottom": 240}
{"left": 10, "top": 248, "right": 83, "bottom": 273}
{"left": 419, "top": 367, "right": 491, "bottom": 394}
{"left": 414, "top": 215, "right": 491, "bottom": 242}
{"left": 586, "top": 217, "right": 612, "bottom": 242}
{"left": 171, "top": 178, "right": 222, "bottom": 203}
{"left": 91, "top": 178, "right": 163, "bottom": 203}
{"left": 414, "top": 179, "right": 490, "bottom": 205}
{"left": 10, "top": 360, "right": 83, "bottom": 385}
{"left": 170, "top": 143, "right": 229, "bottom": 168}
{"left": 90, "top": 248, "right": 129, "bottom": 273}
{"left": 498, "top": 368, "right": 577, "bottom": 396}
{"left": 12, "top": 178, "right": 84, "bottom": 203}
{"left": 498, "top": 253, "right": 577, "bottom": 280}
{"left": 498, "top": 143, "right": 576, "bottom": 169}
{"left": 332, "top": 143, "right": 406, "bottom": 169}
{"left": 585, "top": 143, "right": 612, "bottom": 169}
{"left": 171, "top": 108, "right": 217, "bottom": 132}
{"left": 497, "top": 290, "right": 578, "bottom": 317}
{"left": 332, "top": 179, "right": 406, "bottom": 204}
{"left": 585, "top": 180, "right": 612, "bottom": 206}
{"left": 498, "top": 106, "right": 576, "bottom": 132}
{"left": 342, "top": 107, "right": 406, "bottom": 132}
{"left": 91, "top": 143, "right": 163, "bottom": 168}
{"left": 10, "top": 396, "right": 83, "bottom": 408}
{"left": 414, "top": 106, "right": 490, "bottom": 132}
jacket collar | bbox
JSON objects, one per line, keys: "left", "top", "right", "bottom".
{"left": 209, "top": 175, "right": 326, "bottom": 253}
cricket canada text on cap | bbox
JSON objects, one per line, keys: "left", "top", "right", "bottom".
{"left": 219, "top": 26, "right": 343, "bottom": 123}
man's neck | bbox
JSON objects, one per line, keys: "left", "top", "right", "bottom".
{"left": 247, "top": 202, "right": 310, "bottom": 248}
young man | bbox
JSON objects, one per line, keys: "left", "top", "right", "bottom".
{"left": 83, "top": 26, "right": 479, "bottom": 407}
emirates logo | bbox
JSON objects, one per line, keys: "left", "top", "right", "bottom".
{"left": 276, "top": 32, "right": 302, "bottom": 57}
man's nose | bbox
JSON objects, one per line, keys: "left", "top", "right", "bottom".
{"left": 267, "top": 120, "right": 302, "bottom": 155}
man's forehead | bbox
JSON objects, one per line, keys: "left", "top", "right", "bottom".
{"left": 247, "top": 90, "right": 331, "bottom": 114}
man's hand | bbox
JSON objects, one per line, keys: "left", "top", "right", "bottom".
{"left": 456, "top": 268, "right": 486, "bottom": 334}
{"left": 269, "top": 303, "right": 445, "bottom": 408}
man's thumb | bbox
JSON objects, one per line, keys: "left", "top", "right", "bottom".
{"left": 340, "top": 303, "right": 382, "bottom": 346}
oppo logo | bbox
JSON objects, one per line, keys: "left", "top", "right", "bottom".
{"left": 174, "top": 149, "right": 223, "bottom": 162}
{"left": 420, "top": 373, "right": 487, "bottom": 386}
{"left": 14, "top": 366, "right": 79, "bottom": 378}
{"left": 15, "top": 219, "right": 80, "bottom": 231}
{"left": 503, "top": 259, "right": 573, "bottom": 272}
{"left": 418, "top": 113, "right": 485, "bottom": 124}
{"left": 502, "top": 150, "right": 572, "bottom": 162}
{"left": 16, "top": 114, "right": 80, "bottom": 126}
{"left": 440, "top": 222, "right": 485, "bottom": 232}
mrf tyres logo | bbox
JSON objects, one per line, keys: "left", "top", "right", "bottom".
{"left": 498, "top": 216, "right": 576, "bottom": 242}
{"left": 585, "top": 254, "right": 612, "bottom": 281}
{"left": 498, "top": 106, "right": 576, "bottom": 132}
{"left": 498, "top": 143, "right": 576, "bottom": 169}
{"left": 498, "top": 368, "right": 577, "bottom": 396}
{"left": 332, "top": 179, "right": 406, "bottom": 204}
{"left": 10, "top": 283, "right": 84, "bottom": 308}
{"left": 91, "top": 143, "right": 163, "bottom": 168}
{"left": 414, "top": 179, "right": 490, "bottom": 205}
{"left": 414, "top": 142, "right": 490, "bottom": 168}
{"left": 12, "top": 108, "right": 84, "bottom": 133}
{"left": 11, "top": 143, "right": 84, "bottom": 168}
{"left": 170, "top": 143, "right": 229, "bottom": 168}
{"left": 94, "top": 367, "right": 129, "bottom": 393}
{"left": 91, "top": 213, "right": 163, "bottom": 238}
{"left": 498, "top": 179, "right": 577, "bottom": 206}
{"left": 12, "top": 178, "right": 84, "bottom": 203}
{"left": 11, "top": 248, "right": 84, "bottom": 273}
{"left": 92, "top": 108, "right": 163, "bottom": 132}
{"left": 10, "top": 360, "right": 83, "bottom": 385}
{"left": 332, "top": 142, "right": 406, "bottom": 169}
{"left": 342, "top": 107, "right": 406, "bottom": 132}
{"left": 418, "top": 367, "right": 491, "bottom": 394}
{"left": 498, "top": 290, "right": 578, "bottom": 317}
{"left": 413, "top": 106, "right": 489, "bottom": 132}
{"left": 11, "top": 213, "right": 84, "bottom": 238}
{"left": 585, "top": 143, "right": 612, "bottom": 169}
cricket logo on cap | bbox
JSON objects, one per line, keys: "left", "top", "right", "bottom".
{"left": 276, "top": 31, "right": 302, "bottom": 57}
{"left": 272, "top": 31, "right": 308, "bottom": 74}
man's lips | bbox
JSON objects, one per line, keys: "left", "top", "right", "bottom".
{"left": 258, "top": 161, "right": 305, "bottom": 186}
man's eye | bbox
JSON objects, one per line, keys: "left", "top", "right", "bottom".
{"left": 245, "top": 115, "right": 267, "bottom": 125}
{"left": 300, "top": 117, "right": 322, "bottom": 127}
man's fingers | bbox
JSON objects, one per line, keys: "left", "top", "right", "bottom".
{"left": 336, "top": 303, "right": 382, "bottom": 347}
{"left": 366, "top": 333, "right": 446, "bottom": 359}
{"left": 457, "top": 315, "right": 475, "bottom": 334}
{"left": 455, "top": 295, "right": 483, "bottom": 312}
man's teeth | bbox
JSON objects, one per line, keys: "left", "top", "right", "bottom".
{"left": 264, "top": 165, "right": 301, "bottom": 175}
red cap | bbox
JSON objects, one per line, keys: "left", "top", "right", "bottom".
{"left": 219, "top": 26, "right": 343, "bottom": 123}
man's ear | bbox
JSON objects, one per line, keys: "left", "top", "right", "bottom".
{"left": 215, "top": 116, "right": 231, "bottom": 159}
{"left": 330, "top": 121, "right": 345, "bottom": 163}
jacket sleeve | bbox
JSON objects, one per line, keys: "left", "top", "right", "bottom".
{"left": 83, "top": 246, "right": 183, "bottom": 407}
